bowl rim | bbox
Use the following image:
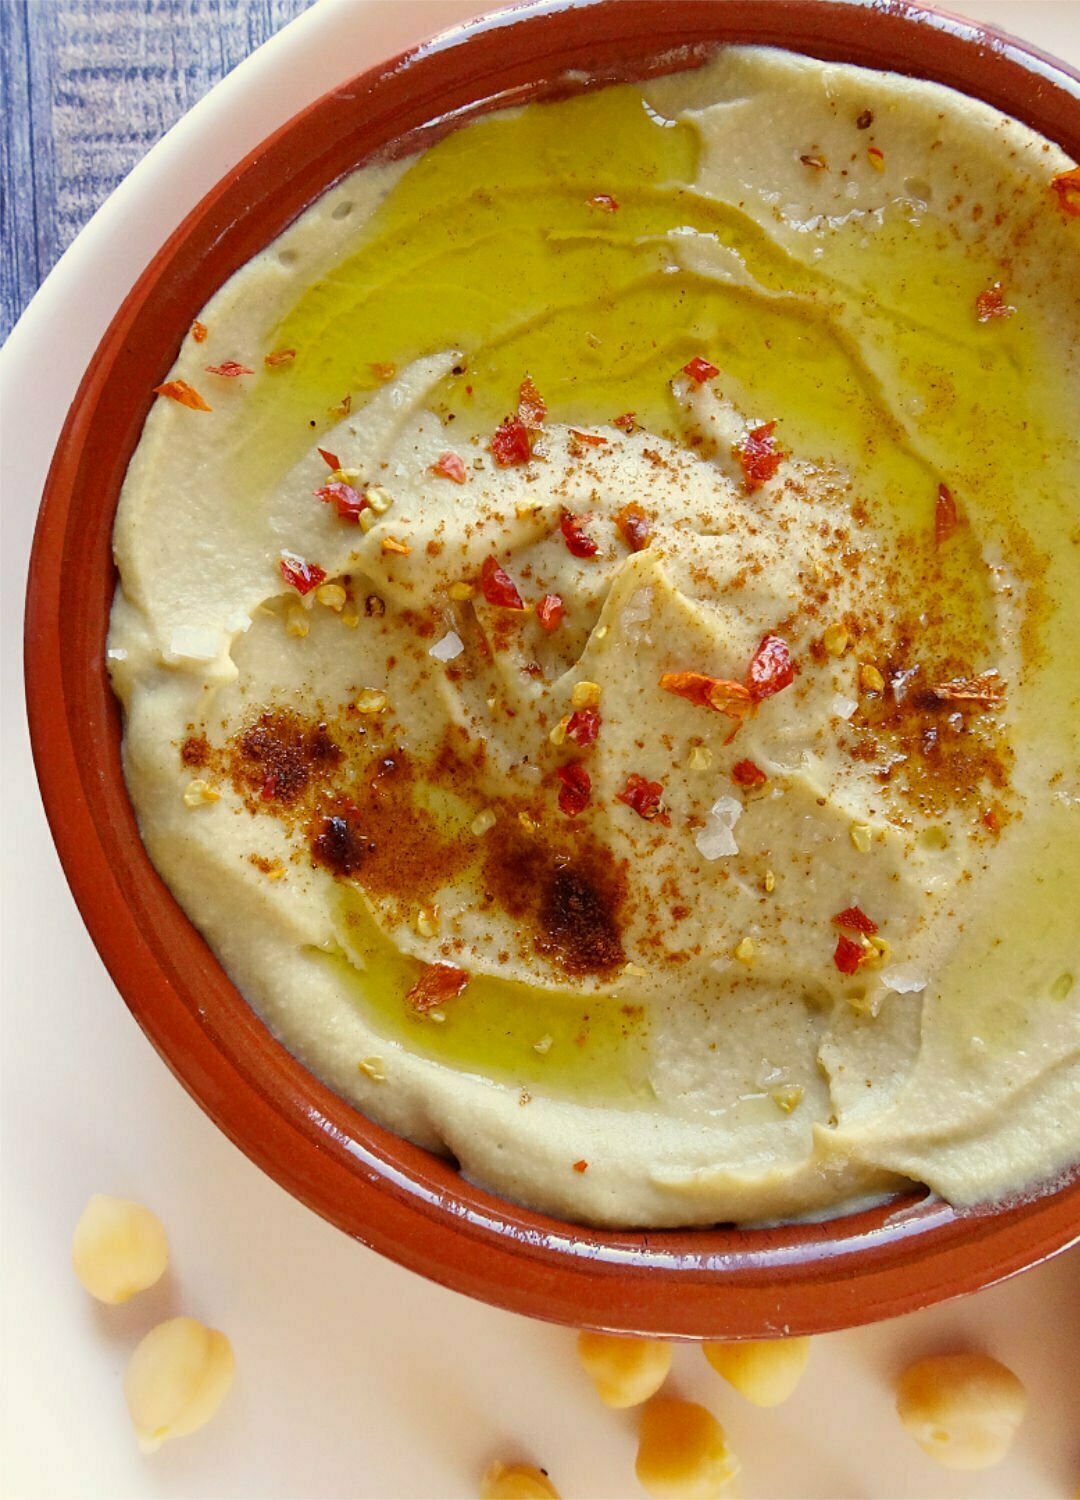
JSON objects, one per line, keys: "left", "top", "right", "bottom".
{"left": 23, "top": 0, "right": 1080, "bottom": 1338}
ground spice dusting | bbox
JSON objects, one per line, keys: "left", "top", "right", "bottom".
{"left": 336, "top": 751, "right": 472, "bottom": 910}
{"left": 816, "top": 500, "right": 1017, "bottom": 830}
{"left": 234, "top": 711, "right": 342, "bottom": 806}
{"left": 311, "top": 808, "right": 372, "bottom": 878}
{"left": 536, "top": 864, "right": 626, "bottom": 977}
{"left": 210, "top": 708, "right": 630, "bottom": 978}
{"left": 481, "top": 820, "right": 628, "bottom": 978}
{"left": 846, "top": 646, "right": 1013, "bottom": 825}
{"left": 180, "top": 734, "right": 210, "bottom": 768}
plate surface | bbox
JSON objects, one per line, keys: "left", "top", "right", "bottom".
{"left": 4, "top": 2, "right": 1080, "bottom": 1496}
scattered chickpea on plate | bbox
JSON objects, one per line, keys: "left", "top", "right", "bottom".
{"left": 71, "top": 1193, "right": 235, "bottom": 1451}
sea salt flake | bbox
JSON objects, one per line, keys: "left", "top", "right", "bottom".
{"left": 621, "top": 587, "right": 653, "bottom": 642}
{"left": 695, "top": 795, "right": 742, "bottom": 860}
{"left": 429, "top": 630, "right": 464, "bottom": 662}
{"left": 225, "top": 607, "right": 253, "bottom": 634}
{"left": 831, "top": 693, "right": 859, "bottom": 720}
{"left": 881, "top": 964, "right": 928, "bottom": 994}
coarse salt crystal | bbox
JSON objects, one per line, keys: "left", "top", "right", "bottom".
{"left": 621, "top": 587, "right": 653, "bottom": 641}
{"left": 831, "top": 694, "right": 859, "bottom": 720}
{"left": 224, "top": 608, "right": 252, "bottom": 634}
{"left": 429, "top": 630, "right": 464, "bottom": 662}
{"left": 695, "top": 795, "right": 742, "bottom": 860}
{"left": 881, "top": 964, "right": 929, "bottom": 994}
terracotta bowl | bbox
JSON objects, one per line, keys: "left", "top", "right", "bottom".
{"left": 25, "top": 0, "right": 1080, "bottom": 1337}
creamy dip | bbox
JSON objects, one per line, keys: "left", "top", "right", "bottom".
{"left": 108, "top": 47, "right": 1080, "bottom": 1227}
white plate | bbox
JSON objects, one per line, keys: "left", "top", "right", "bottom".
{"left": 2, "top": 2, "right": 1078, "bottom": 1496}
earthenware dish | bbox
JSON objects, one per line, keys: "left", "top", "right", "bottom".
{"left": 24, "top": 0, "right": 1080, "bottom": 1336}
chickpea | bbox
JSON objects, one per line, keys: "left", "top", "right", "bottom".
{"left": 71, "top": 1194, "right": 168, "bottom": 1304}
{"left": 895, "top": 1352, "right": 1027, "bottom": 1470}
{"left": 703, "top": 1337, "right": 810, "bottom": 1407}
{"left": 480, "top": 1460, "right": 560, "bottom": 1498}
{"left": 124, "top": 1316, "right": 235, "bottom": 1452}
{"left": 636, "top": 1397, "right": 739, "bottom": 1500}
{"left": 577, "top": 1331, "right": 673, "bottom": 1408}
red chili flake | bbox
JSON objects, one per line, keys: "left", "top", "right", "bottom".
{"left": 974, "top": 281, "right": 1014, "bottom": 323}
{"left": 264, "top": 348, "right": 296, "bottom": 367}
{"left": 315, "top": 482, "right": 367, "bottom": 524}
{"left": 929, "top": 673, "right": 1005, "bottom": 708}
{"left": 731, "top": 758, "right": 767, "bottom": 789}
{"left": 279, "top": 552, "right": 327, "bottom": 595}
{"left": 833, "top": 933, "right": 866, "bottom": 975}
{"left": 191, "top": 320, "right": 208, "bottom": 343}
{"left": 317, "top": 447, "right": 342, "bottom": 471}
{"left": 480, "top": 555, "right": 525, "bottom": 610}
{"left": 570, "top": 429, "right": 608, "bottom": 446}
{"left": 612, "top": 411, "right": 638, "bottom": 433}
{"left": 683, "top": 356, "right": 719, "bottom": 384}
{"left": 536, "top": 593, "right": 565, "bottom": 632}
{"left": 658, "top": 672, "right": 729, "bottom": 708}
{"left": 735, "top": 421, "right": 782, "bottom": 493}
{"left": 432, "top": 451, "right": 467, "bottom": 484}
{"left": 833, "top": 905, "right": 879, "bottom": 936}
{"left": 560, "top": 510, "right": 599, "bottom": 558}
{"left": 517, "top": 375, "right": 546, "bottom": 432}
{"left": 615, "top": 502, "right": 651, "bottom": 552}
{"left": 205, "top": 360, "right": 254, "bottom": 377}
{"left": 659, "top": 672, "right": 754, "bottom": 740}
{"left": 1050, "top": 166, "right": 1080, "bottom": 217}
{"left": 747, "top": 634, "right": 795, "bottom": 700}
{"left": 260, "top": 773, "right": 278, "bottom": 801}
{"left": 491, "top": 415, "right": 532, "bottom": 467}
{"left": 153, "top": 379, "right": 212, "bottom": 412}
{"left": 557, "top": 761, "right": 592, "bottom": 817}
{"left": 587, "top": 193, "right": 619, "bottom": 212}
{"left": 935, "top": 482, "right": 959, "bottom": 545}
{"left": 616, "top": 772, "right": 669, "bottom": 825}
{"left": 572, "top": 1159, "right": 589, "bottom": 1173}
{"left": 867, "top": 145, "right": 886, "bottom": 170}
{"left": 566, "top": 708, "right": 601, "bottom": 747}
{"left": 661, "top": 643, "right": 793, "bottom": 726}
{"left": 371, "top": 361, "right": 396, "bottom": 381}
{"left": 406, "top": 962, "right": 469, "bottom": 1014}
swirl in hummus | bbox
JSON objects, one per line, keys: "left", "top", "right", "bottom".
{"left": 108, "top": 48, "right": 1080, "bottom": 1226}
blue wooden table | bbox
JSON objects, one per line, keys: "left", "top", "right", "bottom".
{"left": 1, "top": 0, "right": 314, "bottom": 341}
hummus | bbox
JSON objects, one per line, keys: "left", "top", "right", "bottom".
{"left": 108, "top": 47, "right": 1080, "bottom": 1227}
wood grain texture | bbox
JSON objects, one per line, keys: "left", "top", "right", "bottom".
{"left": 1, "top": 0, "right": 314, "bottom": 340}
